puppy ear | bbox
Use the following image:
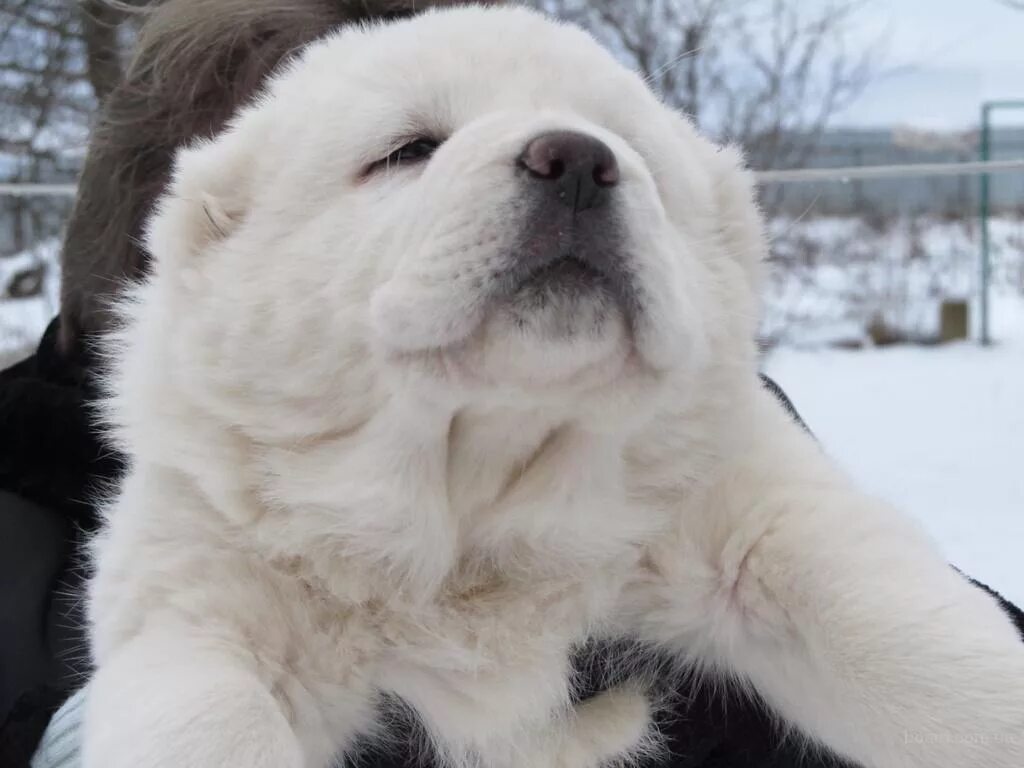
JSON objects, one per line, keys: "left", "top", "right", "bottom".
{"left": 144, "top": 124, "right": 258, "bottom": 268}
{"left": 706, "top": 143, "right": 768, "bottom": 292}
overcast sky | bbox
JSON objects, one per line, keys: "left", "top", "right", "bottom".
{"left": 834, "top": 0, "right": 1024, "bottom": 129}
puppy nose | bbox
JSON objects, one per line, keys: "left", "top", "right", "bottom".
{"left": 519, "top": 131, "right": 620, "bottom": 212}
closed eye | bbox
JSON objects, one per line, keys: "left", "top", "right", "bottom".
{"left": 365, "top": 137, "right": 441, "bottom": 176}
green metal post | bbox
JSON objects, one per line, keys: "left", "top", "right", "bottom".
{"left": 979, "top": 104, "right": 991, "bottom": 346}
{"left": 978, "top": 99, "right": 1024, "bottom": 346}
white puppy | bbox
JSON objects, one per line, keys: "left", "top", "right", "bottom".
{"left": 83, "top": 6, "right": 1024, "bottom": 768}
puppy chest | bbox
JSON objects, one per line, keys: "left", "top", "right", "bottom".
{"left": 370, "top": 580, "right": 604, "bottom": 732}
{"left": 276, "top": 559, "right": 627, "bottom": 746}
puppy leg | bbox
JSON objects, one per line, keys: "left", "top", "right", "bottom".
{"left": 632, "top": 388, "right": 1024, "bottom": 768}
{"left": 556, "top": 685, "right": 655, "bottom": 768}
{"left": 82, "top": 628, "right": 336, "bottom": 768}
{"left": 498, "top": 686, "right": 654, "bottom": 768}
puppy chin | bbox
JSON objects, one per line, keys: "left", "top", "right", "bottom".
{"left": 453, "top": 302, "right": 634, "bottom": 392}
{"left": 372, "top": 272, "right": 632, "bottom": 390}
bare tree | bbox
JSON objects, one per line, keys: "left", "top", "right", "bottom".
{"left": 530, "top": 0, "right": 877, "bottom": 174}
{"left": 0, "top": 0, "right": 151, "bottom": 261}
{"left": 1, "top": 0, "right": 89, "bottom": 258}
{"left": 0, "top": 0, "right": 94, "bottom": 158}
{"left": 531, "top": 0, "right": 726, "bottom": 121}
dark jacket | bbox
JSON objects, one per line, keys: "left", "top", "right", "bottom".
{"left": 1, "top": 317, "right": 1021, "bottom": 768}
{"left": 0, "top": 319, "right": 116, "bottom": 766}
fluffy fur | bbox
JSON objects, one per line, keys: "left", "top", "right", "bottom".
{"left": 84, "top": 6, "right": 1024, "bottom": 768}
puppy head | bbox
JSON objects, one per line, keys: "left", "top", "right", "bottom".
{"left": 121, "top": 6, "right": 766, "bottom": 446}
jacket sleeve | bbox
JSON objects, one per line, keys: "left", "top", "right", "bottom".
{"left": 0, "top": 490, "right": 76, "bottom": 768}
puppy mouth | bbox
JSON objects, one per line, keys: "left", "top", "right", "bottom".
{"left": 371, "top": 205, "right": 644, "bottom": 364}
{"left": 505, "top": 253, "right": 611, "bottom": 297}
{"left": 482, "top": 249, "right": 639, "bottom": 350}
{"left": 494, "top": 245, "right": 638, "bottom": 318}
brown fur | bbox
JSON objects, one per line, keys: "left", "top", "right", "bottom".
{"left": 59, "top": 0, "right": 493, "bottom": 354}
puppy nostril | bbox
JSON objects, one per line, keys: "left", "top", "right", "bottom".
{"left": 594, "top": 162, "right": 619, "bottom": 187}
{"left": 520, "top": 144, "right": 567, "bottom": 180}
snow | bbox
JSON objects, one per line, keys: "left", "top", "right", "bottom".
{"left": 765, "top": 291, "right": 1024, "bottom": 606}
{"left": 0, "top": 238, "right": 60, "bottom": 365}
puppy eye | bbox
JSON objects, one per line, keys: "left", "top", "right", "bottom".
{"left": 369, "top": 138, "right": 440, "bottom": 174}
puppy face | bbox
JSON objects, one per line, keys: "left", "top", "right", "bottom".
{"left": 132, "top": 6, "right": 766, "bottom": 443}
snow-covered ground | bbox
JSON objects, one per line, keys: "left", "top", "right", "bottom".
{"left": 765, "top": 290, "right": 1024, "bottom": 606}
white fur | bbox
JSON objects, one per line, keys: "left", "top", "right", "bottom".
{"left": 83, "top": 6, "right": 1024, "bottom": 768}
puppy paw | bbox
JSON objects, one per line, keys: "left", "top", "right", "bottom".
{"left": 558, "top": 685, "right": 656, "bottom": 767}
